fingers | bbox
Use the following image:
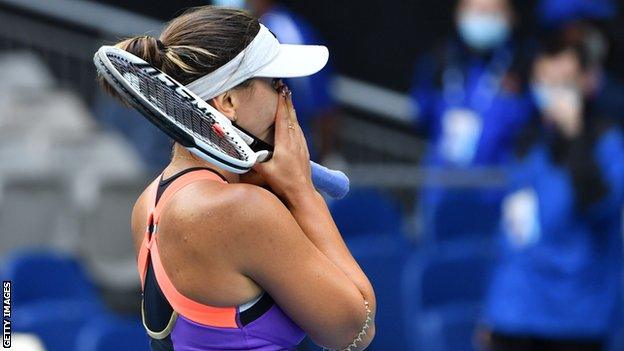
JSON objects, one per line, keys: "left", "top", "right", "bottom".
{"left": 285, "top": 88, "right": 299, "bottom": 127}
{"left": 273, "top": 88, "right": 291, "bottom": 148}
{"left": 297, "top": 124, "right": 310, "bottom": 160}
{"left": 280, "top": 88, "right": 299, "bottom": 144}
{"left": 253, "top": 85, "right": 312, "bottom": 194}
{"left": 279, "top": 86, "right": 310, "bottom": 160}
{"left": 272, "top": 85, "right": 308, "bottom": 160}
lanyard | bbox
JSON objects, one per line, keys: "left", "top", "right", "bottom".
{"left": 442, "top": 47, "right": 513, "bottom": 114}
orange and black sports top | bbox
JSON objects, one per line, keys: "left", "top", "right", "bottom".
{"left": 137, "top": 167, "right": 305, "bottom": 350}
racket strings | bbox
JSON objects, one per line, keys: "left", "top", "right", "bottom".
{"left": 108, "top": 54, "right": 245, "bottom": 161}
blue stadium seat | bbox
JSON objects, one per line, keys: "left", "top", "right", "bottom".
{"left": 345, "top": 233, "right": 411, "bottom": 350}
{"left": 421, "top": 190, "right": 500, "bottom": 244}
{"left": 2, "top": 249, "right": 102, "bottom": 307}
{"left": 402, "top": 245, "right": 494, "bottom": 311}
{"left": 402, "top": 246, "right": 494, "bottom": 351}
{"left": 607, "top": 298, "right": 624, "bottom": 351}
{"left": 12, "top": 299, "right": 103, "bottom": 351}
{"left": 410, "top": 304, "right": 482, "bottom": 351}
{"left": 75, "top": 315, "right": 150, "bottom": 351}
{"left": 329, "top": 187, "right": 403, "bottom": 237}
{"left": 2, "top": 250, "right": 107, "bottom": 351}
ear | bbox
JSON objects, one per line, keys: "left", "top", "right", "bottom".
{"left": 210, "top": 91, "right": 237, "bottom": 120}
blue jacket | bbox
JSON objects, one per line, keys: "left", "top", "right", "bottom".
{"left": 410, "top": 40, "right": 533, "bottom": 169}
{"left": 411, "top": 40, "right": 534, "bottom": 239}
{"left": 485, "top": 128, "right": 624, "bottom": 338}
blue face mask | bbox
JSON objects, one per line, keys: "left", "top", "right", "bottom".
{"left": 530, "top": 83, "right": 582, "bottom": 112}
{"left": 212, "top": 0, "right": 246, "bottom": 9}
{"left": 458, "top": 12, "right": 510, "bottom": 51}
{"left": 531, "top": 84, "right": 551, "bottom": 111}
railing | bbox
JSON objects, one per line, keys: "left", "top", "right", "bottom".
{"left": 0, "top": 0, "right": 506, "bottom": 190}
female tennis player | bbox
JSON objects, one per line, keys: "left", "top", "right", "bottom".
{"left": 102, "top": 6, "right": 375, "bottom": 351}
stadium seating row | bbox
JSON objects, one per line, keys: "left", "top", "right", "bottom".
{"left": 1, "top": 240, "right": 495, "bottom": 351}
{"left": 0, "top": 173, "right": 147, "bottom": 292}
{"left": 1, "top": 250, "right": 149, "bottom": 351}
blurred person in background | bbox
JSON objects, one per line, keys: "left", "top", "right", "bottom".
{"left": 538, "top": 0, "right": 624, "bottom": 126}
{"left": 483, "top": 38, "right": 624, "bottom": 351}
{"left": 410, "top": 0, "right": 534, "bottom": 239}
{"left": 246, "top": 0, "right": 339, "bottom": 163}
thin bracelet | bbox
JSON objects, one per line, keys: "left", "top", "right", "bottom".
{"left": 324, "top": 300, "right": 373, "bottom": 351}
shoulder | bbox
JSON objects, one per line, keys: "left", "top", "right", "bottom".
{"left": 178, "top": 180, "right": 283, "bottom": 214}
{"left": 165, "top": 181, "right": 290, "bottom": 238}
{"left": 594, "top": 125, "right": 624, "bottom": 165}
{"left": 596, "top": 124, "right": 624, "bottom": 146}
{"left": 507, "top": 142, "right": 546, "bottom": 183}
{"left": 411, "top": 39, "right": 458, "bottom": 88}
{"left": 159, "top": 180, "right": 298, "bottom": 272}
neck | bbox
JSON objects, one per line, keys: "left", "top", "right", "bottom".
{"left": 165, "top": 143, "right": 240, "bottom": 183}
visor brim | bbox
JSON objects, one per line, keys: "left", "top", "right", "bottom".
{"left": 254, "top": 44, "right": 329, "bottom": 78}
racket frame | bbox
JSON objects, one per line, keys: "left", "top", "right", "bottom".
{"left": 94, "top": 46, "right": 259, "bottom": 174}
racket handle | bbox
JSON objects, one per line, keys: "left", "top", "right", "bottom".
{"left": 310, "top": 161, "right": 350, "bottom": 199}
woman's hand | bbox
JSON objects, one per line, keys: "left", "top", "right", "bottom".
{"left": 253, "top": 87, "right": 315, "bottom": 204}
{"left": 544, "top": 87, "right": 583, "bottom": 138}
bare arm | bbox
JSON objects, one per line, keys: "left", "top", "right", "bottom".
{"left": 230, "top": 185, "right": 374, "bottom": 350}
{"left": 288, "top": 190, "right": 375, "bottom": 319}
{"left": 253, "top": 88, "right": 375, "bottom": 350}
{"left": 288, "top": 190, "right": 375, "bottom": 350}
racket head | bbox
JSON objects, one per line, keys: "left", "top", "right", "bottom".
{"left": 93, "top": 45, "right": 257, "bottom": 174}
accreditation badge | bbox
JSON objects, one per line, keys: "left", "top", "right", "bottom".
{"left": 439, "top": 108, "right": 483, "bottom": 165}
{"left": 502, "top": 187, "right": 541, "bottom": 249}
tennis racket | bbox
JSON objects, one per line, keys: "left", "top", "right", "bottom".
{"left": 93, "top": 46, "right": 349, "bottom": 199}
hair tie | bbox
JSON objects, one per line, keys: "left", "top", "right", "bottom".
{"left": 156, "top": 39, "right": 166, "bottom": 51}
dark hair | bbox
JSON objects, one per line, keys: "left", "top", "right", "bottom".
{"left": 100, "top": 6, "right": 259, "bottom": 93}
{"left": 536, "top": 33, "right": 590, "bottom": 72}
{"left": 515, "top": 36, "right": 613, "bottom": 211}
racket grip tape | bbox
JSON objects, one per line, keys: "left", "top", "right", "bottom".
{"left": 310, "top": 161, "right": 350, "bottom": 199}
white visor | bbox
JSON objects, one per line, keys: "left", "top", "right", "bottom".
{"left": 186, "top": 24, "right": 329, "bottom": 100}
{"left": 254, "top": 44, "right": 328, "bottom": 78}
